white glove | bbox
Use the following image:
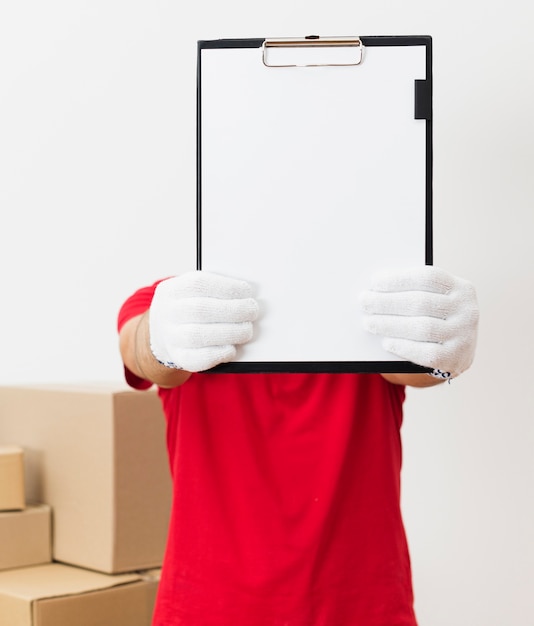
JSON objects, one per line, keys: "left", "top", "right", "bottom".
{"left": 360, "top": 266, "right": 479, "bottom": 379}
{"left": 149, "top": 271, "right": 259, "bottom": 372}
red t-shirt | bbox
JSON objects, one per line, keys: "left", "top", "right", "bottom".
{"left": 118, "top": 283, "right": 417, "bottom": 626}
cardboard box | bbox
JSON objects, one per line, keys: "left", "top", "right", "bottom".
{"left": 0, "top": 384, "right": 172, "bottom": 574}
{"left": 0, "top": 445, "right": 25, "bottom": 511}
{"left": 0, "top": 563, "right": 155, "bottom": 626}
{"left": 138, "top": 568, "right": 161, "bottom": 623}
{"left": 0, "top": 504, "right": 52, "bottom": 571}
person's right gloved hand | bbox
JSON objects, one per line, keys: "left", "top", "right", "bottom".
{"left": 148, "top": 271, "right": 259, "bottom": 372}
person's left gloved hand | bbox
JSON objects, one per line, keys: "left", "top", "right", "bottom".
{"left": 360, "top": 266, "right": 479, "bottom": 379}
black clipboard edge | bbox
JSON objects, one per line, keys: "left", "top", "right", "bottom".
{"left": 209, "top": 361, "right": 432, "bottom": 374}
{"left": 197, "top": 35, "right": 432, "bottom": 49}
{"left": 197, "top": 36, "right": 433, "bottom": 374}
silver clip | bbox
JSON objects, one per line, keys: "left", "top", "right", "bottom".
{"left": 262, "top": 36, "right": 364, "bottom": 68}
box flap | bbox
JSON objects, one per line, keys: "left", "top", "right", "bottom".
{"left": 0, "top": 383, "right": 133, "bottom": 395}
{"left": 0, "top": 564, "right": 141, "bottom": 601}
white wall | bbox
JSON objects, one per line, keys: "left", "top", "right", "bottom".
{"left": 1, "top": 1, "right": 532, "bottom": 624}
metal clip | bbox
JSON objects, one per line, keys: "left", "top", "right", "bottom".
{"left": 262, "top": 35, "right": 364, "bottom": 68}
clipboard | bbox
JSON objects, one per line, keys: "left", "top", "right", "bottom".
{"left": 197, "top": 35, "right": 433, "bottom": 373}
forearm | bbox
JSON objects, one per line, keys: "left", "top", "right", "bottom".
{"left": 119, "top": 312, "right": 192, "bottom": 388}
{"left": 380, "top": 373, "right": 447, "bottom": 388}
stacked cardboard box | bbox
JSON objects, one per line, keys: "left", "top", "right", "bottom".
{"left": 0, "top": 563, "right": 160, "bottom": 626}
{"left": 0, "top": 446, "right": 25, "bottom": 511}
{"left": 0, "top": 384, "right": 171, "bottom": 625}
{"left": 0, "top": 446, "right": 52, "bottom": 574}
{"left": 0, "top": 504, "right": 52, "bottom": 572}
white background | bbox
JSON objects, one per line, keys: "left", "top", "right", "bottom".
{"left": 1, "top": 1, "right": 533, "bottom": 625}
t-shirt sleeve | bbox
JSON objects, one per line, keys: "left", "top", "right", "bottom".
{"left": 117, "top": 281, "right": 163, "bottom": 390}
{"left": 117, "top": 284, "right": 158, "bottom": 333}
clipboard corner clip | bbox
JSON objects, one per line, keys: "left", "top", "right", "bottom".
{"left": 262, "top": 35, "right": 365, "bottom": 68}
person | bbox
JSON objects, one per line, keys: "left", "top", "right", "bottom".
{"left": 117, "top": 266, "right": 479, "bottom": 626}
